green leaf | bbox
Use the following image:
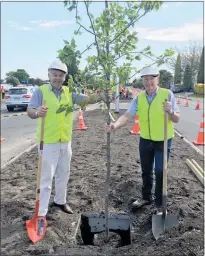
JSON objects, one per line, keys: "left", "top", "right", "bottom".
{"left": 56, "top": 106, "right": 67, "bottom": 114}
{"left": 63, "top": 40, "right": 70, "bottom": 45}
{"left": 65, "top": 106, "right": 74, "bottom": 116}
{"left": 135, "top": 55, "right": 141, "bottom": 60}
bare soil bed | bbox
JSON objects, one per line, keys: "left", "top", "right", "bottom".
{"left": 1, "top": 109, "right": 204, "bottom": 256}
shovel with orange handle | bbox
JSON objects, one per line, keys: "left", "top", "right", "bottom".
{"left": 26, "top": 100, "right": 47, "bottom": 243}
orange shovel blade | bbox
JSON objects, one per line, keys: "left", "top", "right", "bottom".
{"left": 26, "top": 216, "right": 46, "bottom": 243}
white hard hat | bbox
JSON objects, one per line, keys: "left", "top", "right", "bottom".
{"left": 48, "top": 59, "right": 68, "bottom": 73}
{"left": 141, "top": 66, "right": 159, "bottom": 77}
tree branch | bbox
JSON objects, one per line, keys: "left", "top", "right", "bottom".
{"left": 114, "top": 51, "right": 155, "bottom": 62}
{"left": 84, "top": 1, "right": 100, "bottom": 57}
{"left": 80, "top": 42, "right": 95, "bottom": 56}
{"left": 111, "top": 40, "right": 128, "bottom": 60}
{"left": 75, "top": 3, "right": 95, "bottom": 36}
{"left": 109, "top": 9, "right": 148, "bottom": 45}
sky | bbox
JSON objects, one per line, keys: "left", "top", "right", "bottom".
{"left": 1, "top": 0, "right": 204, "bottom": 81}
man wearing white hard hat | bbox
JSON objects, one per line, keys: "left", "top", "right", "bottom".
{"left": 27, "top": 59, "right": 108, "bottom": 219}
{"left": 106, "top": 66, "right": 180, "bottom": 215}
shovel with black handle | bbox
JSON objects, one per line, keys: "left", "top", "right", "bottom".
{"left": 152, "top": 105, "right": 179, "bottom": 240}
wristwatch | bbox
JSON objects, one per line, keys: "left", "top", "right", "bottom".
{"left": 35, "top": 110, "right": 39, "bottom": 118}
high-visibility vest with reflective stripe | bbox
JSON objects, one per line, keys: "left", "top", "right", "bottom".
{"left": 137, "top": 88, "right": 174, "bottom": 141}
{"left": 36, "top": 85, "right": 73, "bottom": 143}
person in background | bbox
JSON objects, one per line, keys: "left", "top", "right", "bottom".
{"left": 1, "top": 86, "right": 5, "bottom": 99}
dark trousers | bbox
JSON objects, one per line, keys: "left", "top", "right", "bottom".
{"left": 139, "top": 137, "right": 172, "bottom": 207}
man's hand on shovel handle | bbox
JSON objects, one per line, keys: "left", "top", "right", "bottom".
{"left": 37, "top": 106, "right": 48, "bottom": 117}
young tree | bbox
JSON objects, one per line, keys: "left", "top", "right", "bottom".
{"left": 64, "top": 0, "right": 174, "bottom": 240}
{"left": 159, "top": 69, "right": 173, "bottom": 89}
{"left": 197, "top": 46, "right": 204, "bottom": 84}
{"left": 174, "top": 54, "right": 182, "bottom": 85}
{"left": 183, "top": 65, "right": 193, "bottom": 91}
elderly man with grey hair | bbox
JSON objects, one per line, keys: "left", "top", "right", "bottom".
{"left": 27, "top": 59, "right": 107, "bottom": 221}
{"left": 106, "top": 66, "right": 180, "bottom": 215}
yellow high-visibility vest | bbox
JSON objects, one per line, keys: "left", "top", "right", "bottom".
{"left": 138, "top": 88, "right": 174, "bottom": 141}
{"left": 36, "top": 85, "right": 73, "bottom": 143}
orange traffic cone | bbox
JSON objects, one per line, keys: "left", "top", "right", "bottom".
{"left": 77, "top": 109, "right": 87, "bottom": 130}
{"left": 184, "top": 98, "right": 189, "bottom": 107}
{"left": 177, "top": 97, "right": 180, "bottom": 104}
{"left": 130, "top": 115, "right": 140, "bottom": 135}
{"left": 195, "top": 100, "right": 200, "bottom": 110}
{"left": 193, "top": 114, "right": 204, "bottom": 145}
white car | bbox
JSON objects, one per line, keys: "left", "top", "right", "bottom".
{"left": 4, "top": 86, "right": 35, "bottom": 112}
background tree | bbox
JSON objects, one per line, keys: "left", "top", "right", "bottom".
{"left": 5, "top": 77, "right": 20, "bottom": 86}
{"left": 183, "top": 65, "right": 193, "bottom": 91}
{"left": 6, "top": 69, "right": 30, "bottom": 84}
{"left": 197, "top": 46, "right": 204, "bottom": 84}
{"left": 174, "top": 54, "right": 182, "bottom": 85}
{"left": 13, "top": 69, "right": 30, "bottom": 83}
{"left": 28, "top": 78, "right": 35, "bottom": 85}
{"left": 34, "top": 78, "right": 44, "bottom": 86}
{"left": 132, "top": 78, "right": 144, "bottom": 89}
{"left": 181, "top": 41, "right": 202, "bottom": 83}
{"left": 169, "top": 41, "right": 202, "bottom": 83}
{"left": 0, "top": 79, "right": 4, "bottom": 83}
{"left": 159, "top": 69, "right": 173, "bottom": 88}
{"left": 6, "top": 71, "right": 16, "bottom": 78}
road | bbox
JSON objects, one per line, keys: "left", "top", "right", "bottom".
{"left": 1, "top": 113, "right": 37, "bottom": 165}
{"left": 1, "top": 103, "right": 28, "bottom": 117}
{"left": 175, "top": 101, "right": 204, "bottom": 151}
{"left": 1, "top": 98, "right": 204, "bottom": 166}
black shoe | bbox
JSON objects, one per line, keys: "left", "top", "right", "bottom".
{"left": 51, "top": 202, "right": 74, "bottom": 214}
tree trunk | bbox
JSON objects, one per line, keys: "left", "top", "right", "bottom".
{"left": 104, "top": 0, "right": 111, "bottom": 242}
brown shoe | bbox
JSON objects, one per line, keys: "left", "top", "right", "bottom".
{"left": 52, "top": 202, "right": 74, "bottom": 214}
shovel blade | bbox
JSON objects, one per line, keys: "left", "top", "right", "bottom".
{"left": 26, "top": 216, "right": 46, "bottom": 243}
{"left": 152, "top": 214, "right": 178, "bottom": 240}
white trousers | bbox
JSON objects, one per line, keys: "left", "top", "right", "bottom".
{"left": 38, "top": 141, "right": 72, "bottom": 216}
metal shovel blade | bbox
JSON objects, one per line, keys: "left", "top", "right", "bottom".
{"left": 26, "top": 216, "right": 46, "bottom": 243}
{"left": 152, "top": 214, "right": 178, "bottom": 240}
